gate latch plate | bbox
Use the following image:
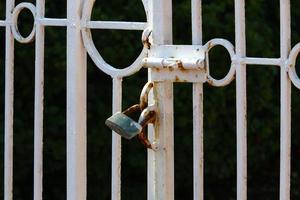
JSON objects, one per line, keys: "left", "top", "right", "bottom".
{"left": 143, "top": 45, "right": 206, "bottom": 83}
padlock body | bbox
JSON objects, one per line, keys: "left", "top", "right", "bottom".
{"left": 105, "top": 112, "right": 142, "bottom": 139}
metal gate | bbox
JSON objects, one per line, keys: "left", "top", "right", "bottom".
{"left": 1, "top": 0, "right": 299, "bottom": 199}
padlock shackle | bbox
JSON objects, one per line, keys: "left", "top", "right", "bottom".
{"left": 140, "top": 82, "right": 154, "bottom": 110}
{"left": 138, "top": 107, "right": 156, "bottom": 128}
{"left": 137, "top": 105, "right": 156, "bottom": 149}
{"left": 122, "top": 104, "right": 141, "bottom": 116}
{"left": 138, "top": 132, "right": 153, "bottom": 149}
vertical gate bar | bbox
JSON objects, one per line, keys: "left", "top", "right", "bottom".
{"left": 34, "top": 0, "right": 45, "bottom": 199}
{"left": 66, "top": 0, "right": 87, "bottom": 199}
{"left": 150, "top": 1, "right": 174, "bottom": 199}
{"left": 191, "top": 1, "right": 204, "bottom": 200}
{"left": 4, "top": 0, "right": 15, "bottom": 199}
{"left": 147, "top": 83, "right": 155, "bottom": 200}
{"left": 192, "top": 0, "right": 202, "bottom": 45}
{"left": 153, "top": 83, "right": 174, "bottom": 200}
{"left": 234, "top": 0, "right": 247, "bottom": 200}
{"left": 279, "top": 0, "right": 291, "bottom": 199}
{"left": 192, "top": 83, "right": 204, "bottom": 200}
{"left": 111, "top": 77, "right": 122, "bottom": 200}
{"left": 147, "top": 1, "right": 155, "bottom": 199}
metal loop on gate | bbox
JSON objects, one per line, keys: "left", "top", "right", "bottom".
{"left": 11, "top": 3, "right": 36, "bottom": 44}
{"left": 287, "top": 43, "right": 300, "bottom": 89}
{"left": 81, "top": 0, "right": 149, "bottom": 78}
{"left": 138, "top": 82, "right": 156, "bottom": 150}
{"left": 204, "top": 39, "right": 236, "bottom": 87}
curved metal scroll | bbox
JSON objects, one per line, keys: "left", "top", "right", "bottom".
{"left": 81, "top": 0, "right": 149, "bottom": 78}
{"left": 287, "top": 43, "right": 300, "bottom": 89}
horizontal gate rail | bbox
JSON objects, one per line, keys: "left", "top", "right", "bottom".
{"left": 0, "top": 20, "right": 5, "bottom": 26}
{"left": 85, "top": 21, "right": 147, "bottom": 30}
{"left": 38, "top": 18, "right": 68, "bottom": 27}
{"left": 242, "top": 57, "right": 282, "bottom": 66}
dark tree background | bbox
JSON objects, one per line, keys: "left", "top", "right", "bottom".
{"left": 0, "top": 0, "right": 300, "bottom": 199}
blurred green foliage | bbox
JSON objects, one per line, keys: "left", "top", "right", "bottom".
{"left": 1, "top": 0, "right": 300, "bottom": 199}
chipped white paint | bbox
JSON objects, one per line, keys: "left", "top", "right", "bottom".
{"left": 143, "top": 45, "right": 205, "bottom": 69}
{"left": 1, "top": 0, "right": 300, "bottom": 199}
{"left": 144, "top": 45, "right": 206, "bottom": 83}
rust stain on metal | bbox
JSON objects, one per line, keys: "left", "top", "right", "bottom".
{"left": 142, "top": 28, "right": 152, "bottom": 50}
{"left": 140, "top": 82, "right": 154, "bottom": 110}
{"left": 168, "top": 66, "right": 174, "bottom": 71}
{"left": 139, "top": 110, "right": 156, "bottom": 128}
{"left": 123, "top": 104, "right": 141, "bottom": 116}
{"left": 143, "top": 37, "right": 151, "bottom": 49}
{"left": 207, "top": 78, "right": 213, "bottom": 85}
{"left": 138, "top": 110, "right": 156, "bottom": 149}
{"left": 177, "top": 61, "right": 184, "bottom": 71}
{"left": 138, "top": 132, "right": 153, "bottom": 149}
{"left": 207, "top": 41, "right": 213, "bottom": 49}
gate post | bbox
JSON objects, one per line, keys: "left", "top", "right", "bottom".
{"left": 66, "top": 0, "right": 87, "bottom": 199}
{"left": 148, "top": 0, "right": 174, "bottom": 199}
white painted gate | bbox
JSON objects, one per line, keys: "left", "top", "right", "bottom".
{"left": 1, "top": 0, "right": 299, "bottom": 199}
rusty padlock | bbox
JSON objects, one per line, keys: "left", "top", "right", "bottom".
{"left": 105, "top": 82, "right": 156, "bottom": 149}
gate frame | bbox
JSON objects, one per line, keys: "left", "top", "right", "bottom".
{"left": 0, "top": 0, "right": 297, "bottom": 200}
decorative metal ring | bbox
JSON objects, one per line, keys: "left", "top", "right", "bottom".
{"left": 11, "top": 3, "right": 36, "bottom": 44}
{"left": 81, "top": 0, "right": 149, "bottom": 78}
{"left": 287, "top": 43, "right": 300, "bottom": 89}
{"left": 204, "top": 39, "right": 236, "bottom": 87}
